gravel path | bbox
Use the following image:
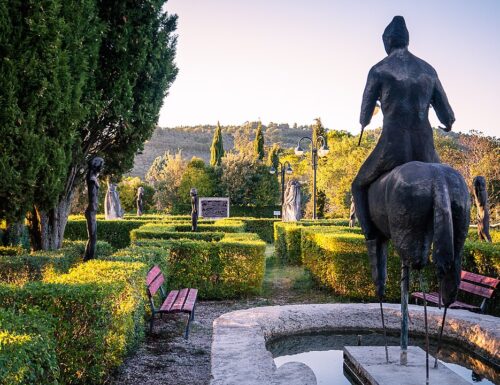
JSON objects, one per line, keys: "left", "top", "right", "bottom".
{"left": 109, "top": 247, "right": 338, "bottom": 385}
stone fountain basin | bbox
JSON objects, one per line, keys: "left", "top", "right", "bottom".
{"left": 210, "top": 303, "right": 499, "bottom": 385}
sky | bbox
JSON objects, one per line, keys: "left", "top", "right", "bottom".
{"left": 159, "top": 0, "right": 500, "bottom": 137}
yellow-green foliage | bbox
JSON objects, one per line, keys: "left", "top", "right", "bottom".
{"left": 64, "top": 219, "right": 147, "bottom": 248}
{"left": 0, "top": 308, "right": 59, "bottom": 385}
{"left": 0, "top": 241, "right": 113, "bottom": 285}
{"left": 467, "top": 228, "right": 500, "bottom": 243}
{"left": 462, "top": 241, "right": 500, "bottom": 277}
{"left": 231, "top": 217, "right": 280, "bottom": 243}
{"left": 132, "top": 229, "right": 266, "bottom": 298}
{"left": 301, "top": 228, "right": 436, "bottom": 302}
{"left": 0, "top": 260, "right": 146, "bottom": 385}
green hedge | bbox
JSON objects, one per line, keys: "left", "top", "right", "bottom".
{"left": 462, "top": 240, "right": 500, "bottom": 277}
{"left": 64, "top": 219, "right": 146, "bottom": 248}
{"left": 274, "top": 220, "right": 360, "bottom": 264}
{"left": 231, "top": 217, "right": 279, "bottom": 243}
{"left": 0, "top": 240, "right": 113, "bottom": 285}
{"left": 467, "top": 228, "right": 500, "bottom": 243}
{"left": 0, "top": 246, "right": 23, "bottom": 256}
{"left": 301, "top": 228, "right": 436, "bottom": 302}
{"left": 0, "top": 260, "right": 146, "bottom": 385}
{"left": 102, "top": 246, "right": 168, "bottom": 277}
{"left": 0, "top": 308, "right": 59, "bottom": 385}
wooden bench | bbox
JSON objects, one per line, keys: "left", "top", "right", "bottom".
{"left": 412, "top": 270, "right": 499, "bottom": 313}
{"left": 146, "top": 265, "right": 198, "bottom": 339}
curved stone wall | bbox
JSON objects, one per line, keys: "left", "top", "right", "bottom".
{"left": 211, "top": 303, "right": 499, "bottom": 385}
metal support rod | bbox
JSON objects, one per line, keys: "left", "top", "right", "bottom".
{"left": 434, "top": 306, "right": 448, "bottom": 369}
{"left": 379, "top": 299, "right": 389, "bottom": 363}
{"left": 280, "top": 165, "right": 285, "bottom": 208}
{"left": 419, "top": 273, "right": 430, "bottom": 385}
{"left": 400, "top": 264, "right": 409, "bottom": 365}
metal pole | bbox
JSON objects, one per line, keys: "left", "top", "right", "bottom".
{"left": 419, "top": 273, "right": 430, "bottom": 385}
{"left": 434, "top": 306, "right": 448, "bottom": 369}
{"left": 280, "top": 165, "right": 285, "bottom": 208}
{"left": 400, "top": 264, "right": 409, "bottom": 365}
{"left": 312, "top": 148, "right": 317, "bottom": 220}
{"left": 379, "top": 300, "right": 389, "bottom": 363}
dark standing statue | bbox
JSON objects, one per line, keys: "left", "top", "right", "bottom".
{"left": 472, "top": 176, "right": 492, "bottom": 242}
{"left": 136, "top": 186, "right": 144, "bottom": 216}
{"left": 190, "top": 188, "right": 198, "bottom": 232}
{"left": 84, "top": 157, "right": 104, "bottom": 262}
{"left": 352, "top": 16, "right": 470, "bottom": 370}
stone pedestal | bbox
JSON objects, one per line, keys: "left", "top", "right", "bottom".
{"left": 344, "top": 346, "right": 469, "bottom": 385}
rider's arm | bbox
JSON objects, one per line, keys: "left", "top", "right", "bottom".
{"left": 431, "top": 78, "right": 455, "bottom": 131}
{"left": 360, "top": 67, "right": 381, "bottom": 128}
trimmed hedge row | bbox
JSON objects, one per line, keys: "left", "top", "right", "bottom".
{"left": 274, "top": 220, "right": 361, "bottom": 264}
{"left": 0, "top": 259, "right": 146, "bottom": 385}
{"left": 232, "top": 217, "right": 279, "bottom": 243}
{"left": 0, "top": 308, "right": 59, "bottom": 385}
{"left": 462, "top": 241, "right": 500, "bottom": 278}
{"left": 131, "top": 231, "right": 266, "bottom": 298}
{"left": 64, "top": 219, "right": 146, "bottom": 248}
{"left": 0, "top": 240, "right": 113, "bottom": 285}
{"left": 301, "top": 228, "right": 437, "bottom": 302}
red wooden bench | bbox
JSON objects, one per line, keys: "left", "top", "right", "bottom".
{"left": 146, "top": 265, "right": 198, "bottom": 339}
{"left": 412, "top": 270, "right": 499, "bottom": 313}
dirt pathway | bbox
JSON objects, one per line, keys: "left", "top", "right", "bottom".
{"left": 110, "top": 246, "right": 337, "bottom": 385}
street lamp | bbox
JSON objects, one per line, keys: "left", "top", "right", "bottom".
{"left": 269, "top": 161, "right": 293, "bottom": 211}
{"left": 295, "top": 135, "right": 329, "bottom": 219}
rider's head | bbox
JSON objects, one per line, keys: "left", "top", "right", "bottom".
{"left": 382, "top": 16, "right": 409, "bottom": 54}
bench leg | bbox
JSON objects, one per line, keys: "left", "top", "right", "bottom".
{"left": 185, "top": 313, "right": 191, "bottom": 340}
{"left": 150, "top": 315, "right": 155, "bottom": 334}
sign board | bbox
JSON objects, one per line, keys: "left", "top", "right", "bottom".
{"left": 273, "top": 210, "right": 281, "bottom": 217}
{"left": 199, "top": 197, "right": 230, "bottom": 219}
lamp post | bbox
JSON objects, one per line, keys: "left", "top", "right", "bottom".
{"left": 269, "top": 161, "right": 293, "bottom": 212}
{"left": 295, "top": 135, "right": 329, "bottom": 219}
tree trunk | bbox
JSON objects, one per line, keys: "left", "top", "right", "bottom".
{"left": 27, "top": 194, "right": 73, "bottom": 251}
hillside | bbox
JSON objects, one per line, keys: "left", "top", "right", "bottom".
{"left": 129, "top": 123, "right": 314, "bottom": 178}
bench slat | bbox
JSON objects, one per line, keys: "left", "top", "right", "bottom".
{"left": 147, "top": 266, "right": 161, "bottom": 286}
{"left": 459, "top": 281, "right": 494, "bottom": 298}
{"left": 461, "top": 271, "right": 500, "bottom": 289}
{"left": 148, "top": 273, "right": 165, "bottom": 297}
{"left": 183, "top": 289, "right": 198, "bottom": 313}
{"left": 171, "top": 288, "right": 189, "bottom": 312}
{"left": 160, "top": 290, "right": 179, "bottom": 312}
{"left": 411, "top": 292, "right": 480, "bottom": 311}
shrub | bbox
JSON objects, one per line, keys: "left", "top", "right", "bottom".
{"left": 172, "top": 220, "right": 246, "bottom": 233}
{"left": 64, "top": 219, "right": 146, "bottom": 248}
{"left": 102, "top": 246, "right": 168, "bottom": 275}
{"left": 466, "top": 228, "right": 500, "bottom": 243}
{"left": 0, "top": 240, "right": 113, "bottom": 284}
{"left": 0, "top": 260, "right": 146, "bottom": 385}
{"left": 0, "top": 308, "right": 59, "bottom": 385}
{"left": 462, "top": 241, "right": 500, "bottom": 277}
{"left": 0, "top": 246, "right": 23, "bottom": 256}
{"left": 231, "top": 217, "right": 279, "bottom": 243}
{"left": 301, "top": 228, "right": 436, "bottom": 302}
{"left": 132, "top": 231, "right": 225, "bottom": 243}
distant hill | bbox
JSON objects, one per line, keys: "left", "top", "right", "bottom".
{"left": 129, "top": 123, "right": 314, "bottom": 178}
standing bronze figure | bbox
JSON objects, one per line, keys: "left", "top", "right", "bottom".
{"left": 472, "top": 176, "right": 492, "bottom": 242}
{"left": 84, "top": 157, "right": 104, "bottom": 262}
{"left": 352, "top": 16, "right": 470, "bottom": 373}
{"left": 190, "top": 188, "right": 198, "bottom": 232}
{"left": 353, "top": 16, "right": 455, "bottom": 263}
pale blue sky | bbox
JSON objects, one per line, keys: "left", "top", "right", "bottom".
{"left": 159, "top": 0, "right": 500, "bottom": 137}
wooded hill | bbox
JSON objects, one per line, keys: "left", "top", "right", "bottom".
{"left": 129, "top": 122, "right": 315, "bottom": 178}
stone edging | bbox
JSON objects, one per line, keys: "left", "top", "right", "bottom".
{"left": 210, "top": 303, "right": 499, "bottom": 385}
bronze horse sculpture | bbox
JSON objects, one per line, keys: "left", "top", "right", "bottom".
{"left": 368, "top": 161, "right": 470, "bottom": 369}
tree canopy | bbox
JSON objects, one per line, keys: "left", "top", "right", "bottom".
{"left": 210, "top": 121, "right": 225, "bottom": 166}
{"left": 253, "top": 121, "right": 265, "bottom": 161}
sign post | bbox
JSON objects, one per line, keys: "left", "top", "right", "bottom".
{"left": 198, "top": 197, "right": 230, "bottom": 219}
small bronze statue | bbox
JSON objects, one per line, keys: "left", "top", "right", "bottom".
{"left": 136, "top": 186, "right": 144, "bottom": 216}
{"left": 105, "top": 180, "right": 124, "bottom": 219}
{"left": 349, "top": 195, "right": 357, "bottom": 228}
{"left": 190, "top": 188, "right": 198, "bottom": 231}
{"left": 84, "top": 157, "right": 104, "bottom": 262}
{"left": 472, "top": 176, "right": 492, "bottom": 242}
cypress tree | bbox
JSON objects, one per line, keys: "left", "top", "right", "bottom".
{"left": 267, "top": 144, "right": 280, "bottom": 169}
{"left": 1, "top": 0, "right": 179, "bottom": 249}
{"left": 253, "top": 121, "right": 265, "bottom": 161}
{"left": 312, "top": 117, "right": 328, "bottom": 147}
{"left": 210, "top": 121, "right": 225, "bottom": 167}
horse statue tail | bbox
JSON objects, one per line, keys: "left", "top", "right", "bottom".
{"left": 432, "top": 168, "right": 459, "bottom": 307}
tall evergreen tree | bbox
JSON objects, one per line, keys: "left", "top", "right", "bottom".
{"left": 253, "top": 121, "right": 265, "bottom": 161}
{"left": 0, "top": 0, "right": 179, "bottom": 249}
{"left": 312, "top": 117, "right": 327, "bottom": 147}
{"left": 267, "top": 144, "right": 281, "bottom": 169}
{"left": 210, "top": 121, "right": 224, "bottom": 166}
